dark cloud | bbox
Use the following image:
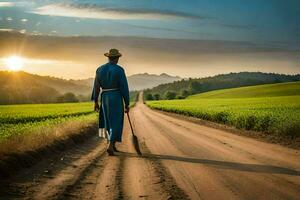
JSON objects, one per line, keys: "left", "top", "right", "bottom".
{"left": 0, "top": 31, "right": 297, "bottom": 63}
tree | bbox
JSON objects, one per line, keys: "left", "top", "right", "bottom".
{"left": 189, "top": 81, "right": 202, "bottom": 94}
{"left": 181, "top": 90, "right": 190, "bottom": 98}
{"left": 153, "top": 93, "right": 160, "bottom": 100}
{"left": 165, "top": 91, "right": 176, "bottom": 100}
{"left": 145, "top": 93, "right": 154, "bottom": 101}
{"left": 57, "top": 92, "right": 79, "bottom": 103}
{"left": 176, "top": 95, "right": 184, "bottom": 99}
{"left": 77, "top": 94, "right": 90, "bottom": 102}
{"left": 29, "top": 86, "right": 60, "bottom": 103}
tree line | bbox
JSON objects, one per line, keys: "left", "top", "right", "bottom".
{"left": 0, "top": 87, "right": 89, "bottom": 104}
{"left": 144, "top": 72, "right": 300, "bottom": 100}
{"left": 0, "top": 85, "right": 139, "bottom": 105}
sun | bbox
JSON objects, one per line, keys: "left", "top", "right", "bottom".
{"left": 5, "top": 56, "right": 24, "bottom": 71}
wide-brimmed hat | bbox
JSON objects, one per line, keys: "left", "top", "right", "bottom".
{"left": 104, "top": 48, "right": 122, "bottom": 57}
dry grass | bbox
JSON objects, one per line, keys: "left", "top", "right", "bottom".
{"left": 0, "top": 118, "right": 97, "bottom": 157}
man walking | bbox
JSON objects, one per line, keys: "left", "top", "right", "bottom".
{"left": 91, "top": 49, "right": 130, "bottom": 156}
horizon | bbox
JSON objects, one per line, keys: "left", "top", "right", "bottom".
{"left": 1, "top": 69, "right": 299, "bottom": 82}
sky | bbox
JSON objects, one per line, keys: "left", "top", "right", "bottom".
{"left": 0, "top": 0, "right": 299, "bottom": 79}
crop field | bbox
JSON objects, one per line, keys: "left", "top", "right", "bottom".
{"left": 0, "top": 102, "right": 96, "bottom": 140}
{"left": 0, "top": 93, "right": 139, "bottom": 140}
{"left": 189, "top": 81, "right": 300, "bottom": 99}
{"left": 147, "top": 82, "right": 300, "bottom": 137}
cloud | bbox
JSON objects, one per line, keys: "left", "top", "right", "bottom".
{"left": 221, "top": 24, "right": 256, "bottom": 30}
{"left": 0, "top": 28, "right": 14, "bottom": 32}
{"left": 29, "top": 3, "right": 209, "bottom": 20}
{"left": 114, "top": 21, "right": 209, "bottom": 35}
{"left": 0, "top": 31, "right": 296, "bottom": 63}
{"left": 0, "top": 2, "right": 14, "bottom": 7}
{"left": 0, "top": 1, "right": 35, "bottom": 7}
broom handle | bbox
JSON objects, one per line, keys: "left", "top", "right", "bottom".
{"left": 126, "top": 113, "right": 135, "bottom": 136}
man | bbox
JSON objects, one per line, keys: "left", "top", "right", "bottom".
{"left": 91, "top": 48, "right": 130, "bottom": 156}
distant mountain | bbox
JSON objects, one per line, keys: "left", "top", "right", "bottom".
{"left": 127, "top": 73, "right": 181, "bottom": 91}
{"left": 71, "top": 73, "right": 182, "bottom": 91}
{"left": 144, "top": 72, "right": 300, "bottom": 100}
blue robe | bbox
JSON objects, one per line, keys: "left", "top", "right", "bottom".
{"left": 91, "top": 62, "right": 130, "bottom": 142}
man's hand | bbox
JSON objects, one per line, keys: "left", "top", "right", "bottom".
{"left": 125, "top": 106, "right": 130, "bottom": 113}
{"left": 94, "top": 102, "right": 100, "bottom": 112}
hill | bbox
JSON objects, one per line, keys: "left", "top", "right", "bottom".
{"left": 0, "top": 71, "right": 180, "bottom": 104}
{"left": 0, "top": 71, "right": 90, "bottom": 95}
{"left": 144, "top": 72, "right": 300, "bottom": 100}
{"left": 188, "top": 81, "right": 300, "bottom": 99}
{"left": 0, "top": 71, "right": 90, "bottom": 104}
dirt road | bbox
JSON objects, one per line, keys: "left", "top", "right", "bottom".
{"left": 1, "top": 94, "right": 300, "bottom": 200}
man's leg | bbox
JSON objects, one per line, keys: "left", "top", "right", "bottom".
{"left": 107, "top": 140, "right": 114, "bottom": 155}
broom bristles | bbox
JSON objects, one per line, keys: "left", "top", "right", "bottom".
{"left": 132, "top": 134, "right": 142, "bottom": 155}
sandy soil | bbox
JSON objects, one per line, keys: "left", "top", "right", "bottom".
{"left": 1, "top": 93, "right": 300, "bottom": 200}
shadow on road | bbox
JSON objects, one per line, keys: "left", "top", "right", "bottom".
{"left": 118, "top": 152, "right": 300, "bottom": 176}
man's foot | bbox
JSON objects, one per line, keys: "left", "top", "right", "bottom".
{"left": 106, "top": 148, "right": 114, "bottom": 156}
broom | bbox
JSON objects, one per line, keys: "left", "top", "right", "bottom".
{"left": 126, "top": 113, "right": 142, "bottom": 155}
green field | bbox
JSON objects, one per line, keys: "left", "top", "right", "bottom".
{"left": 188, "top": 81, "right": 300, "bottom": 99}
{"left": 0, "top": 102, "right": 96, "bottom": 139}
{"left": 0, "top": 92, "right": 139, "bottom": 140}
{"left": 147, "top": 82, "right": 300, "bottom": 137}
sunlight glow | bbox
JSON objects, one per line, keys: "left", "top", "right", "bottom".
{"left": 5, "top": 56, "right": 24, "bottom": 71}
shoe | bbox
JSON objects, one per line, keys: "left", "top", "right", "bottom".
{"left": 106, "top": 148, "right": 114, "bottom": 156}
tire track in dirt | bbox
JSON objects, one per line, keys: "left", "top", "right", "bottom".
{"left": 61, "top": 150, "right": 108, "bottom": 199}
{"left": 63, "top": 154, "right": 123, "bottom": 200}
{"left": 33, "top": 140, "right": 107, "bottom": 200}
{"left": 0, "top": 134, "right": 104, "bottom": 200}
{"left": 120, "top": 119, "right": 189, "bottom": 200}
